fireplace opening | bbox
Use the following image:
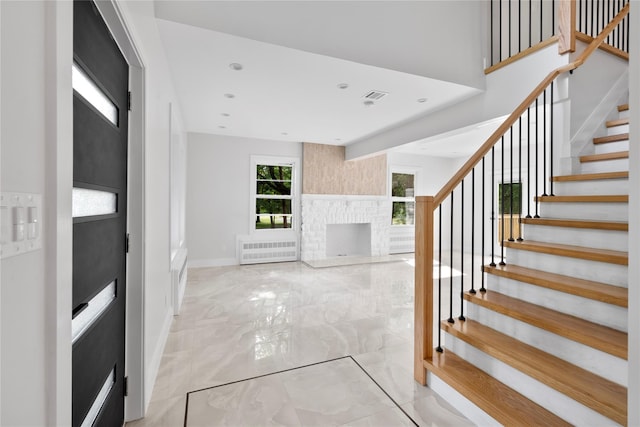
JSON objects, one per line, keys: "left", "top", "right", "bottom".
{"left": 326, "top": 223, "right": 371, "bottom": 257}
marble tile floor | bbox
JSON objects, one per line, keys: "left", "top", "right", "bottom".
{"left": 127, "top": 259, "right": 476, "bottom": 427}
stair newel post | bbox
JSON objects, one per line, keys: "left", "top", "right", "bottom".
{"left": 414, "top": 196, "right": 435, "bottom": 385}
{"left": 459, "top": 179, "right": 466, "bottom": 322}
{"left": 559, "top": 0, "right": 577, "bottom": 54}
{"left": 449, "top": 192, "right": 455, "bottom": 324}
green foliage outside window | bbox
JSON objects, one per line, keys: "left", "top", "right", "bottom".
{"left": 256, "top": 165, "right": 293, "bottom": 229}
{"left": 498, "top": 182, "right": 522, "bottom": 215}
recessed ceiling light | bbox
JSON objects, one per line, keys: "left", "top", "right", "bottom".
{"left": 281, "top": 132, "right": 288, "bottom": 136}
{"left": 417, "top": 98, "right": 428, "bottom": 103}
{"left": 221, "top": 113, "right": 230, "bottom": 117}
{"left": 335, "top": 138, "right": 342, "bottom": 141}
{"left": 224, "top": 93, "right": 235, "bottom": 99}
{"left": 337, "top": 83, "right": 349, "bottom": 89}
{"left": 229, "top": 63, "right": 243, "bottom": 71}
{"left": 218, "top": 125, "right": 226, "bottom": 129}
{"left": 363, "top": 100, "right": 375, "bottom": 107}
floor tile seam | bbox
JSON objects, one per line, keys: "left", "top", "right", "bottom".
{"left": 181, "top": 355, "right": 420, "bottom": 427}
{"left": 348, "top": 356, "right": 420, "bottom": 427}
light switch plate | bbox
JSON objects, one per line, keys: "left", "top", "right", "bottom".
{"left": 0, "top": 192, "right": 42, "bottom": 259}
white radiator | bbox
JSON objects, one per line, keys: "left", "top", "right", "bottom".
{"left": 389, "top": 228, "right": 415, "bottom": 254}
{"left": 171, "top": 248, "right": 188, "bottom": 314}
{"left": 238, "top": 236, "right": 298, "bottom": 264}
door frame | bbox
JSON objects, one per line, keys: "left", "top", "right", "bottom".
{"left": 45, "top": 1, "right": 146, "bottom": 423}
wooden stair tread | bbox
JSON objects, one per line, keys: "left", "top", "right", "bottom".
{"left": 464, "top": 291, "right": 628, "bottom": 359}
{"left": 423, "top": 350, "right": 572, "bottom": 427}
{"left": 593, "top": 133, "right": 629, "bottom": 144}
{"left": 552, "top": 171, "right": 628, "bottom": 182}
{"left": 520, "top": 217, "right": 628, "bottom": 231}
{"left": 503, "top": 240, "right": 628, "bottom": 265}
{"left": 580, "top": 151, "right": 629, "bottom": 162}
{"left": 483, "top": 264, "right": 628, "bottom": 307}
{"left": 606, "top": 117, "right": 629, "bottom": 127}
{"left": 443, "top": 319, "right": 627, "bottom": 424}
{"left": 618, "top": 103, "right": 629, "bottom": 112}
{"left": 536, "top": 194, "right": 628, "bottom": 203}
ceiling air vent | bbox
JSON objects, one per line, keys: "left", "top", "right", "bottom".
{"left": 363, "top": 90, "right": 388, "bottom": 101}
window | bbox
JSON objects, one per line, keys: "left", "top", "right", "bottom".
{"left": 498, "top": 182, "right": 522, "bottom": 215}
{"left": 391, "top": 172, "right": 415, "bottom": 225}
{"left": 254, "top": 163, "right": 294, "bottom": 229}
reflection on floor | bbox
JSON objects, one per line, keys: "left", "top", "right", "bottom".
{"left": 127, "top": 260, "right": 473, "bottom": 426}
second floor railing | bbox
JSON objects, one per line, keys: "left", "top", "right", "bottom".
{"left": 490, "top": 0, "right": 629, "bottom": 70}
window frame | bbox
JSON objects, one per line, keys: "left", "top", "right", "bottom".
{"left": 389, "top": 167, "right": 419, "bottom": 227}
{"left": 250, "top": 155, "right": 300, "bottom": 235}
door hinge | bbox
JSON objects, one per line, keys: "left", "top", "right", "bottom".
{"left": 127, "top": 91, "right": 132, "bottom": 111}
{"left": 125, "top": 233, "right": 130, "bottom": 253}
{"left": 124, "top": 376, "right": 129, "bottom": 397}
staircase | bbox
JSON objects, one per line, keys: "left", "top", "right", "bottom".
{"left": 424, "top": 105, "right": 630, "bottom": 425}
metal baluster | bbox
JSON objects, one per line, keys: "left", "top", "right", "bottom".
{"left": 526, "top": 107, "right": 532, "bottom": 218}
{"left": 534, "top": 97, "right": 540, "bottom": 218}
{"left": 500, "top": 135, "right": 506, "bottom": 266}
{"left": 529, "top": 0, "right": 533, "bottom": 47}
{"left": 448, "top": 192, "right": 455, "bottom": 324}
{"left": 591, "top": 0, "right": 595, "bottom": 36}
{"left": 542, "top": 88, "right": 548, "bottom": 197}
{"left": 552, "top": 0, "right": 555, "bottom": 36}
{"left": 500, "top": 0, "right": 503, "bottom": 62}
{"left": 518, "top": 115, "right": 524, "bottom": 241}
{"left": 471, "top": 168, "right": 477, "bottom": 295}
{"left": 509, "top": 0, "right": 512, "bottom": 57}
{"left": 509, "top": 127, "right": 514, "bottom": 242}
{"left": 540, "top": 0, "right": 544, "bottom": 42}
{"left": 491, "top": 0, "right": 494, "bottom": 65}
{"left": 481, "top": 157, "right": 487, "bottom": 292}
{"left": 519, "top": 0, "right": 522, "bottom": 53}
{"left": 550, "top": 81, "right": 555, "bottom": 196}
{"left": 459, "top": 178, "right": 466, "bottom": 322}
{"left": 491, "top": 147, "right": 497, "bottom": 267}
{"left": 578, "top": 0, "right": 582, "bottom": 33}
{"left": 437, "top": 207, "right": 443, "bottom": 353}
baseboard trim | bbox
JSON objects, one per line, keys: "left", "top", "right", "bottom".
{"left": 144, "top": 309, "right": 173, "bottom": 410}
{"left": 187, "top": 258, "right": 239, "bottom": 268}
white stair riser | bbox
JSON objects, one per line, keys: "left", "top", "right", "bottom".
{"left": 606, "top": 124, "right": 629, "bottom": 135}
{"left": 522, "top": 224, "right": 628, "bottom": 252}
{"left": 580, "top": 158, "right": 629, "bottom": 174}
{"left": 445, "top": 333, "right": 623, "bottom": 426}
{"left": 594, "top": 140, "right": 629, "bottom": 155}
{"left": 464, "top": 305, "right": 628, "bottom": 386}
{"left": 553, "top": 179, "right": 628, "bottom": 196}
{"left": 539, "top": 202, "right": 628, "bottom": 221}
{"left": 486, "top": 275, "right": 628, "bottom": 332}
{"left": 506, "top": 249, "right": 628, "bottom": 287}
{"left": 618, "top": 109, "right": 630, "bottom": 119}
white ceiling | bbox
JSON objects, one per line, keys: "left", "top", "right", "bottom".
{"left": 155, "top": 1, "right": 486, "bottom": 147}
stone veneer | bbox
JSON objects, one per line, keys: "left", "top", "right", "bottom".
{"left": 301, "top": 195, "right": 390, "bottom": 262}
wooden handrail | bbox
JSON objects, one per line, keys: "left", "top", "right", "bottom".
{"left": 433, "top": 2, "right": 629, "bottom": 208}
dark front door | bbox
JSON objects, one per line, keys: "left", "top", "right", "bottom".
{"left": 72, "top": 1, "right": 129, "bottom": 425}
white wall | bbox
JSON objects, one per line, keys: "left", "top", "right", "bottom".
{"left": 117, "top": 0, "right": 186, "bottom": 412}
{"left": 1, "top": 2, "right": 54, "bottom": 424}
{"left": 186, "top": 133, "right": 302, "bottom": 266}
